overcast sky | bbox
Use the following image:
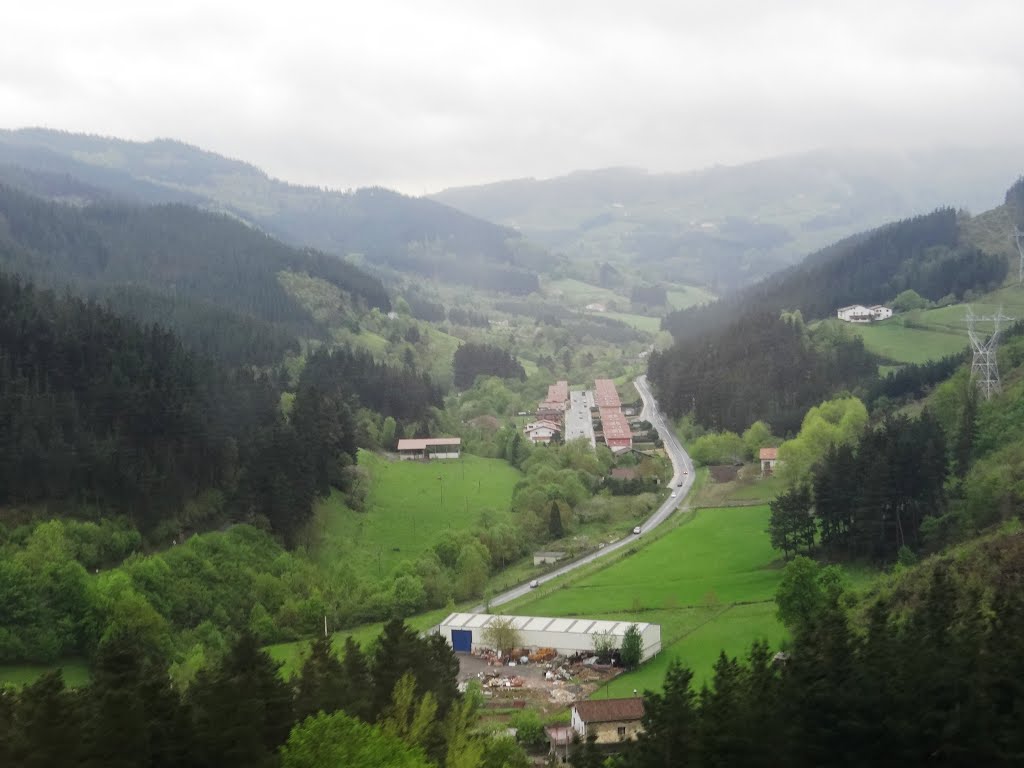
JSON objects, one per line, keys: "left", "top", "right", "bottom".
{"left": 3, "top": 1, "right": 1024, "bottom": 194}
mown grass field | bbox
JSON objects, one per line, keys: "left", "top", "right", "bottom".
{"left": 0, "top": 660, "right": 91, "bottom": 688}
{"left": 667, "top": 285, "right": 716, "bottom": 310}
{"left": 504, "top": 504, "right": 787, "bottom": 691}
{"left": 266, "top": 608, "right": 453, "bottom": 679}
{"left": 603, "top": 311, "right": 661, "bottom": 335}
{"left": 852, "top": 321, "right": 966, "bottom": 364}
{"left": 546, "top": 278, "right": 622, "bottom": 307}
{"left": 311, "top": 450, "right": 523, "bottom": 576}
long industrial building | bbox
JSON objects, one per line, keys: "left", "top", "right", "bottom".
{"left": 434, "top": 612, "right": 661, "bottom": 662}
{"left": 594, "top": 378, "right": 633, "bottom": 452}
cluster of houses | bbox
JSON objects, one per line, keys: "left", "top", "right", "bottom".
{"left": 524, "top": 380, "right": 570, "bottom": 445}
{"left": 836, "top": 304, "right": 893, "bottom": 323}
{"left": 523, "top": 378, "right": 635, "bottom": 453}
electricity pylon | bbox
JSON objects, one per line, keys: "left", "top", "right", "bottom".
{"left": 965, "top": 306, "right": 1013, "bottom": 400}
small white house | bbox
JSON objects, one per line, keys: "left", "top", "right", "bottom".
{"left": 533, "top": 551, "right": 567, "bottom": 566}
{"left": 524, "top": 420, "right": 561, "bottom": 444}
{"left": 837, "top": 304, "right": 892, "bottom": 323}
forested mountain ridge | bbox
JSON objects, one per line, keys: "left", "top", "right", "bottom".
{"left": 662, "top": 207, "right": 1008, "bottom": 342}
{"left": 0, "top": 129, "right": 541, "bottom": 294}
{"left": 0, "top": 182, "right": 391, "bottom": 363}
{"left": 432, "top": 146, "right": 1024, "bottom": 292}
{"left": 0, "top": 272, "right": 351, "bottom": 541}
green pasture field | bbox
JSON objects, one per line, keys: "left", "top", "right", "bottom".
{"left": 600, "top": 602, "right": 785, "bottom": 696}
{"left": 311, "top": 450, "right": 523, "bottom": 577}
{"left": 546, "top": 278, "right": 623, "bottom": 307}
{"left": 603, "top": 311, "right": 661, "bottom": 335}
{"left": 0, "top": 659, "right": 91, "bottom": 689}
{"left": 844, "top": 320, "right": 966, "bottom": 364}
{"left": 266, "top": 608, "right": 452, "bottom": 679}
{"left": 504, "top": 505, "right": 787, "bottom": 690}
{"left": 914, "top": 286, "right": 1024, "bottom": 332}
{"left": 688, "top": 465, "right": 780, "bottom": 508}
{"left": 666, "top": 285, "right": 716, "bottom": 311}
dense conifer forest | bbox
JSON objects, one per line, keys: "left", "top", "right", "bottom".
{"left": 647, "top": 311, "right": 877, "bottom": 433}
{"left": 452, "top": 342, "right": 526, "bottom": 390}
{"left": 0, "top": 182, "right": 391, "bottom": 350}
{"left": 0, "top": 272, "right": 357, "bottom": 540}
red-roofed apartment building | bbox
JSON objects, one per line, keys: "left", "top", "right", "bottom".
{"left": 537, "top": 380, "right": 570, "bottom": 423}
{"left": 594, "top": 379, "right": 632, "bottom": 452}
{"left": 571, "top": 698, "right": 645, "bottom": 744}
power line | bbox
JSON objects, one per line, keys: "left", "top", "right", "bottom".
{"left": 1014, "top": 226, "right": 1024, "bottom": 285}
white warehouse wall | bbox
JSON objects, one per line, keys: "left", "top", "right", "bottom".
{"left": 435, "top": 613, "right": 661, "bottom": 662}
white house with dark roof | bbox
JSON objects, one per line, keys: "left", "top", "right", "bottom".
{"left": 524, "top": 420, "right": 561, "bottom": 444}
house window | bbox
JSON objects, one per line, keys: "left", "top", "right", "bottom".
{"left": 617, "top": 726, "right": 627, "bottom": 738}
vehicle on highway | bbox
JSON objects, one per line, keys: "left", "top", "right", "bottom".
{"left": 632, "top": 526, "right": 642, "bottom": 535}
{"left": 671, "top": 492, "right": 677, "bottom": 498}
{"left": 529, "top": 579, "right": 539, "bottom": 588}
{"left": 676, "top": 481, "right": 683, "bottom": 487}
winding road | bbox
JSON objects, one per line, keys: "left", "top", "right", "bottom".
{"left": 474, "top": 374, "right": 695, "bottom": 611}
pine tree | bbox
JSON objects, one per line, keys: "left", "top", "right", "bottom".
{"left": 338, "top": 636, "right": 373, "bottom": 722}
{"left": 294, "top": 635, "right": 347, "bottom": 722}
{"left": 7, "top": 671, "right": 82, "bottom": 768}
{"left": 548, "top": 501, "right": 565, "bottom": 539}
{"left": 190, "top": 632, "right": 294, "bottom": 768}
{"left": 633, "top": 660, "right": 698, "bottom": 766}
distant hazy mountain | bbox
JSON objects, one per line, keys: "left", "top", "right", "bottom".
{"left": 431, "top": 147, "right": 1024, "bottom": 292}
{"left": 0, "top": 128, "right": 540, "bottom": 294}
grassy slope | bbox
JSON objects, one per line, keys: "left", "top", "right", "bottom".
{"left": 603, "top": 311, "right": 661, "bottom": 335}
{"left": 311, "top": 450, "right": 523, "bottom": 576}
{"left": 667, "top": 285, "right": 716, "bottom": 311}
{"left": 504, "top": 504, "right": 786, "bottom": 691}
{"left": 266, "top": 608, "right": 453, "bottom": 679}
{"left": 0, "top": 660, "right": 91, "bottom": 688}
{"left": 847, "top": 320, "right": 967, "bottom": 364}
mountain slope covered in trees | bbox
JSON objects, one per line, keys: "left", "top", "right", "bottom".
{"left": 649, "top": 193, "right": 1018, "bottom": 433}
{"left": 0, "top": 182, "right": 391, "bottom": 362}
{"left": 0, "top": 129, "right": 541, "bottom": 294}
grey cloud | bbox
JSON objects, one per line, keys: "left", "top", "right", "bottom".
{"left": 4, "top": 0, "right": 1024, "bottom": 193}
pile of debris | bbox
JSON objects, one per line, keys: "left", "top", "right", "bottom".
{"left": 529, "top": 647, "right": 558, "bottom": 663}
{"left": 544, "top": 666, "right": 574, "bottom": 682}
{"left": 477, "top": 670, "right": 525, "bottom": 689}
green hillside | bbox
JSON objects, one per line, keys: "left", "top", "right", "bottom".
{"left": 312, "top": 451, "right": 523, "bottom": 577}
{"left": 0, "top": 129, "right": 542, "bottom": 295}
{"left": 507, "top": 504, "right": 785, "bottom": 688}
